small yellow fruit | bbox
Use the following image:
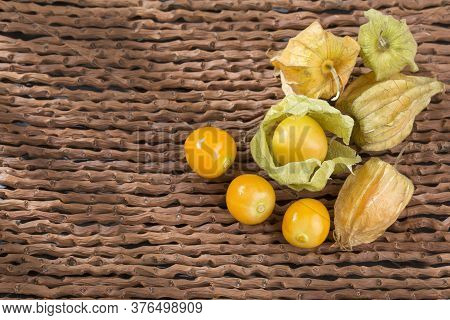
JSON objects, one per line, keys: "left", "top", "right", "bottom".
{"left": 282, "top": 198, "right": 330, "bottom": 249}
{"left": 226, "top": 174, "right": 275, "bottom": 225}
{"left": 184, "top": 127, "right": 236, "bottom": 179}
{"left": 271, "top": 115, "right": 328, "bottom": 166}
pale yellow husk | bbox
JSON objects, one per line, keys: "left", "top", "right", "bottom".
{"left": 270, "top": 21, "right": 360, "bottom": 100}
{"left": 336, "top": 72, "right": 445, "bottom": 151}
{"left": 333, "top": 158, "right": 414, "bottom": 250}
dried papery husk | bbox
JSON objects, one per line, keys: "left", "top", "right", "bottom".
{"left": 250, "top": 94, "right": 361, "bottom": 192}
{"left": 270, "top": 21, "right": 360, "bottom": 100}
{"left": 358, "top": 9, "right": 418, "bottom": 81}
{"left": 336, "top": 72, "right": 445, "bottom": 151}
{"left": 334, "top": 157, "right": 414, "bottom": 250}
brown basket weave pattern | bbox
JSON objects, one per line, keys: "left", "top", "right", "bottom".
{"left": 0, "top": 0, "right": 448, "bottom": 299}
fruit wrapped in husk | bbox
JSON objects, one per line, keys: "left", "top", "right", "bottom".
{"left": 358, "top": 9, "right": 418, "bottom": 81}
{"left": 270, "top": 21, "right": 360, "bottom": 101}
{"left": 250, "top": 94, "right": 360, "bottom": 192}
{"left": 334, "top": 157, "right": 414, "bottom": 250}
{"left": 336, "top": 72, "right": 445, "bottom": 151}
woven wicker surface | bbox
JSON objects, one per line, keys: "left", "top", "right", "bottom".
{"left": 0, "top": 0, "right": 448, "bottom": 299}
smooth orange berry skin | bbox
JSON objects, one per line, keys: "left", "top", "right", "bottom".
{"left": 226, "top": 174, "right": 276, "bottom": 225}
{"left": 282, "top": 198, "right": 330, "bottom": 249}
{"left": 184, "top": 127, "right": 236, "bottom": 179}
{"left": 272, "top": 115, "right": 328, "bottom": 166}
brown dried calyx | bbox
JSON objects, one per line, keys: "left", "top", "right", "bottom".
{"left": 333, "top": 157, "right": 414, "bottom": 250}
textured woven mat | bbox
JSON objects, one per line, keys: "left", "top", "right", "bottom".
{"left": 0, "top": 0, "right": 448, "bottom": 299}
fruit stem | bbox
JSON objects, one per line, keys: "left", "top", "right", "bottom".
{"left": 296, "top": 233, "right": 309, "bottom": 243}
{"left": 394, "top": 143, "right": 409, "bottom": 169}
{"left": 256, "top": 203, "right": 266, "bottom": 214}
{"left": 329, "top": 65, "right": 341, "bottom": 102}
{"left": 378, "top": 34, "right": 389, "bottom": 50}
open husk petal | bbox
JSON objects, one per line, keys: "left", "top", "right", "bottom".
{"left": 270, "top": 21, "right": 360, "bottom": 100}
{"left": 250, "top": 95, "right": 361, "bottom": 192}
{"left": 358, "top": 9, "right": 418, "bottom": 80}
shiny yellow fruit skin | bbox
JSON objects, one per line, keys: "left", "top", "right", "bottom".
{"left": 226, "top": 174, "right": 275, "bottom": 225}
{"left": 282, "top": 198, "right": 330, "bottom": 249}
{"left": 184, "top": 127, "right": 236, "bottom": 179}
{"left": 271, "top": 115, "right": 328, "bottom": 166}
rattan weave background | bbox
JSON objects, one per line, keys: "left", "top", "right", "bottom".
{"left": 0, "top": 0, "right": 448, "bottom": 299}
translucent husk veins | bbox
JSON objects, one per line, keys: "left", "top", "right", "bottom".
{"left": 358, "top": 9, "right": 419, "bottom": 80}
{"left": 333, "top": 157, "right": 414, "bottom": 250}
{"left": 270, "top": 21, "right": 360, "bottom": 100}
{"left": 336, "top": 72, "right": 445, "bottom": 151}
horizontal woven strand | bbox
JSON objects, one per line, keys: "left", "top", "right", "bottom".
{"left": 0, "top": 0, "right": 448, "bottom": 300}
